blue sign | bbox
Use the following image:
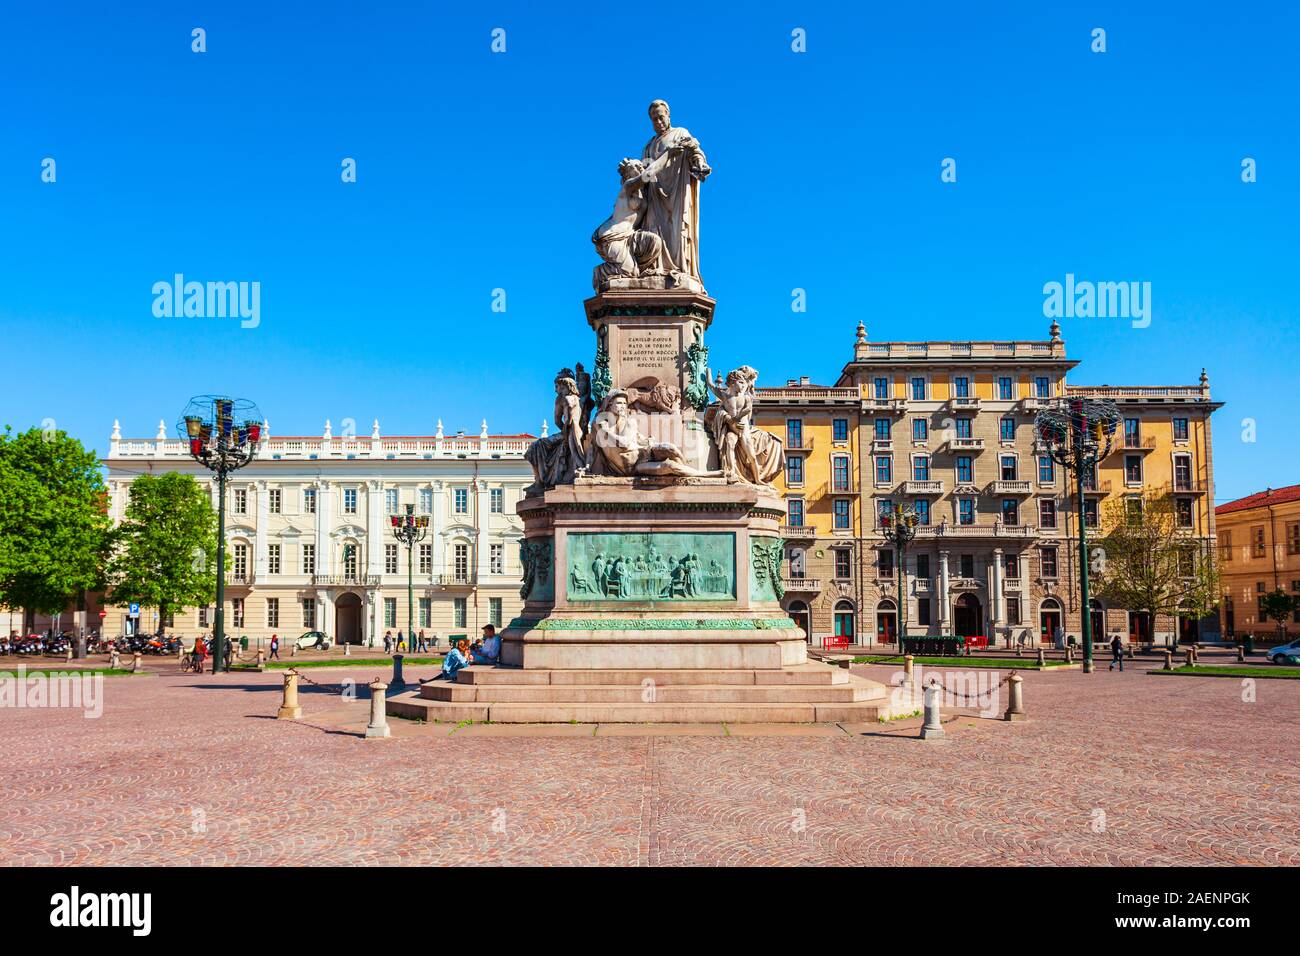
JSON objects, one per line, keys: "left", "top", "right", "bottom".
{"left": 128, "top": 603, "right": 140, "bottom": 617}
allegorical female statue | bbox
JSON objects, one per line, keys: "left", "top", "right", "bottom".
{"left": 705, "top": 366, "right": 784, "bottom": 485}
{"left": 586, "top": 389, "right": 719, "bottom": 479}
{"left": 524, "top": 371, "right": 587, "bottom": 489}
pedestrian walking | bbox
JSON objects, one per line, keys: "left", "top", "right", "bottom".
{"left": 268, "top": 633, "right": 280, "bottom": 660}
{"left": 396, "top": 630, "right": 406, "bottom": 652}
{"left": 383, "top": 631, "right": 392, "bottom": 654}
{"left": 1108, "top": 633, "right": 1124, "bottom": 671}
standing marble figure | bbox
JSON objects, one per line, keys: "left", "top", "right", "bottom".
{"left": 640, "top": 99, "right": 711, "bottom": 291}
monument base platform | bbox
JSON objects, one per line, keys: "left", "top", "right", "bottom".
{"left": 385, "top": 662, "right": 902, "bottom": 724}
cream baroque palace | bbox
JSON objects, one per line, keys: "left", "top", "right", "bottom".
{"left": 102, "top": 420, "right": 535, "bottom": 645}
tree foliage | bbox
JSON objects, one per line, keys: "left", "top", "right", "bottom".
{"left": 105, "top": 473, "right": 218, "bottom": 633}
{"left": 1092, "top": 490, "right": 1219, "bottom": 622}
{"left": 1259, "top": 588, "right": 1297, "bottom": 638}
{"left": 0, "top": 426, "right": 111, "bottom": 616}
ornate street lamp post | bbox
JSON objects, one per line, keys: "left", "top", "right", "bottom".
{"left": 1034, "top": 397, "right": 1120, "bottom": 673}
{"left": 178, "top": 396, "right": 263, "bottom": 674}
{"left": 879, "top": 502, "right": 920, "bottom": 653}
{"left": 389, "top": 504, "right": 429, "bottom": 651}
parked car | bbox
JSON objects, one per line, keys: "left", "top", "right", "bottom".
{"left": 1265, "top": 638, "right": 1300, "bottom": 665}
{"left": 295, "top": 631, "right": 332, "bottom": 651}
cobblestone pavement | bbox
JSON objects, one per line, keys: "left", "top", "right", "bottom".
{"left": 0, "top": 659, "right": 1296, "bottom": 866}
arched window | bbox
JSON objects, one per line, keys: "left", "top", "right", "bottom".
{"left": 787, "top": 599, "right": 810, "bottom": 642}
{"left": 834, "top": 599, "right": 856, "bottom": 642}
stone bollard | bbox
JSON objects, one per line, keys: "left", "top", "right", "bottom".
{"left": 1126, "top": 644, "right": 1134, "bottom": 660}
{"left": 903, "top": 654, "right": 915, "bottom": 685}
{"left": 276, "top": 669, "right": 303, "bottom": 719}
{"left": 344, "top": 642, "right": 351, "bottom": 657}
{"left": 1015, "top": 645, "right": 1022, "bottom": 657}
{"left": 110, "top": 649, "right": 121, "bottom": 670}
{"left": 365, "top": 680, "right": 390, "bottom": 738}
{"left": 291, "top": 644, "right": 298, "bottom": 657}
{"left": 1237, "top": 645, "right": 1246, "bottom": 663}
{"left": 65, "top": 645, "right": 74, "bottom": 663}
{"left": 1036, "top": 648, "right": 1045, "bottom": 667}
{"left": 1004, "top": 672, "right": 1027, "bottom": 722}
{"left": 257, "top": 649, "right": 266, "bottom": 666}
{"left": 1184, "top": 648, "right": 1195, "bottom": 667}
{"left": 131, "top": 653, "right": 144, "bottom": 673}
{"left": 919, "top": 681, "right": 944, "bottom": 740}
{"left": 1163, "top": 649, "right": 1173, "bottom": 671}
{"left": 1191, "top": 646, "right": 1199, "bottom": 663}
{"left": 391, "top": 653, "right": 406, "bottom": 690}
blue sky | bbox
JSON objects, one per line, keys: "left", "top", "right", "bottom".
{"left": 1, "top": 1, "right": 1295, "bottom": 502}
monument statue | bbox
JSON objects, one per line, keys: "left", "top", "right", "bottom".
{"left": 586, "top": 389, "right": 718, "bottom": 479}
{"left": 524, "top": 370, "right": 587, "bottom": 489}
{"left": 704, "top": 366, "right": 785, "bottom": 485}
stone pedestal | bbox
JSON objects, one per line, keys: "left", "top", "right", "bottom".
{"left": 504, "top": 480, "right": 802, "bottom": 670}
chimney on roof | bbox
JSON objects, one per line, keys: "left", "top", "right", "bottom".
{"left": 800, "top": 376, "right": 810, "bottom": 386}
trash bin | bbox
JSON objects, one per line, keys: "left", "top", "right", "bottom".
{"left": 1243, "top": 636, "right": 1254, "bottom": 655}
{"left": 240, "top": 636, "right": 249, "bottom": 651}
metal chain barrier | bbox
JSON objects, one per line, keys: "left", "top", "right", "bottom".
{"left": 292, "top": 670, "right": 353, "bottom": 697}
{"left": 916, "top": 670, "right": 1015, "bottom": 703}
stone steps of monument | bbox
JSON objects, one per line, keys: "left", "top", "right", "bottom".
{"left": 387, "top": 693, "right": 896, "bottom": 725}
{"left": 454, "top": 662, "right": 848, "bottom": 687}
{"left": 419, "top": 679, "right": 884, "bottom": 705}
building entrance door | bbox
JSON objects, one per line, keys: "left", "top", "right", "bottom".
{"left": 336, "top": 592, "right": 363, "bottom": 645}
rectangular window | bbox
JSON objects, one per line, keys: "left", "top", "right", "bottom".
{"left": 385, "top": 488, "right": 399, "bottom": 514}
{"left": 1007, "top": 597, "right": 1021, "bottom": 625}
{"left": 1124, "top": 418, "right": 1140, "bottom": 446}
{"left": 788, "top": 547, "right": 806, "bottom": 577}
{"left": 874, "top": 418, "right": 890, "bottom": 440}
{"left": 956, "top": 456, "right": 973, "bottom": 483}
{"left": 786, "top": 456, "right": 804, "bottom": 485}
{"left": 958, "top": 498, "right": 975, "bottom": 525}
{"left": 918, "top": 598, "right": 931, "bottom": 626}
{"left": 234, "top": 489, "right": 247, "bottom": 514}
{"left": 199, "top": 606, "right": 210, "bottom": 628}
{"left": 420, "top": 488, "right": 433, "bottom": 514}
{"left": 1004, "top": 553, "right": 1019, "bottom": 578}
{"left": 1034, "top": 376, "right": 1050, "bottom": 398}
{"left": 915, "top": 500, "right": 930, "bottom": 525}
{"left": 491, "top": 488, "right": 504, "bottom": 513}
{"left": 833, "top": 499, "right": 851, "bottom": 530}
{"left": 232, "top": 598, "right": 244, "bottom": 628}
{"left": 1084, "top": 498, "right": 1099, "bottom": 528}
{"left": 268, "top": 544, "right": 281, "bottom": 575}
{"left": 1289, "top": 523, "right": 1300, "bottom": 556}
{"left": 302, "top": 599, "right": 316, "bottom": 630}
{"left": 303, "top": 488, "right": 316, "bottom": 514}
{"left": 1173, "top": 417, "right": 1189, "bottom": 441}
{"left": 912, "top": 418, "right": 928, "bottom": 441}
{"left": 875, "top": 456, "right": 892, "bottom": 484}
{"left": 787, "top": 499, "right": 805, "bottom": 527}
{"left": 998, "top": 376, "right": 1013, "bottom": 400}
{"left": 910, "top": 377, "right": 926, "bottom": 400}
{"left": 959, "top": 554, "right": 975, "bottom": 578}
{"left": 953, "top": 376, "right": 969, "bottom": 398}
{"left": 1252, "top": 527, "right": 1266, "bottom": 557}
{"left": 1000, "top": 417, "right": 1015, "bottom": 441}
{"left": 453, "top": 598, "right": 467, "bottom": 628}
{"left": 832, "top": 456, "right": 851, "bottom": 492}
{"left": 267, "top": 598, "right": 279, "bottom": 628}
{"left": 873, "top": 377, "right": 889, "bottom": 400}
{"left": 1000, "top": 455, "right": 1018, "bottom": 481}
{"left": 834, "top": 550, "right": 852, "bottom": 579}
{"left": 343, "top": 488, "right": 357, "bottom": 514}
{"left": 1124, "top": 455, "right": 1142, "bottom": 485}
{"left": 384, "top": 598, "right": 396, "bottom": 627}
{"left": 454, "top": 544, "right": 470, "bottom": 581}
{"left": 1038, "top": 456, "right": 1055, "bottom": 484}
{"left": 913, "top": 456, "right": 930, "bottom": 481}
{"left": 490, "top": 598, "right": 503, "bottom": 628}
{"left": 1039, "top": 498, "right": 1057, "bottom": 529}
{"left": 454, "top": 488, "right": 468, "bottom": 514}
{"left": 1041, "top": 548, "right": 1058, "bottom": 579}
{"left": 879, "top": 549, "right": 895, "bottom": 577}
{"left": 876, "top": 499, "right": 894, "bottom": 525}
{"left": 1176, "top": 498, "right": 1193, "bottom": 528}
{"left": 419, "top": 543, "right": 432, "bottom": 574}
{"left": 1173, "top": 456, "right": 1193, "bottom": 491}
{"left": 268, "top": 489, "right": 281, "bottom": 514}
{"left": 419, "top": 597, "right": 431, "bottom": 628}
{"left": 385, "top": 544, "right": 399, "bottom": 574}
{"left": 1221, "top": 530, "right": 1233, "bottom": 562}
{"left": 786, "top": 419, "right": 803, "bottom": 448}
{"left": 490, "top": 543, "right": 504, "bottom": 574}
{"left": 833, "top": 418, "right": 849, "bottom": 442}
{"left": 1001, "top": 499, "right": 1018, "bottom": 525}
{"left": 955, "top": 418, "right": 972, "bottom": 438}
{"left": 233, "top": 544, "right": 248, "bottom": 580}
{"left": 916, "top": 554, "right": 931, "bottom": 579}
{"left": 302, "top": 543, "right": 315, "bottom": 576}
{"left": 343, "top": 545, "right": 358, "bottom": 577}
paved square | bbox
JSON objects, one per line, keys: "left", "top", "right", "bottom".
{"left": 1, "top": 659, "right": 1296, "bottom": 866}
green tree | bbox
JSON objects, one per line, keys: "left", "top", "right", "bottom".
{"left": 0, "top": 426, "right": 110, "bottom": 625}
{"left": 105, "top": 473, "right": 218, "bottom": 635}
{"left": 1258, "top": 588, "right": 1297, "bottom": 642}
{"left": 1092, "top": 491, "right": 1220, "bottom": 645}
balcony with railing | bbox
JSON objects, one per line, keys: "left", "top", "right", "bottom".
{"left": 780, "top": 524, "right": 817, "bottom": 539}
{"left": 312, "top": 573, "right": 382, "bottom": 587}
{"left": 431, "top": 572, "right": 476, "bottom": 586}
{"left": 988, "top": 480, "right": 1032, "bottom": 496}
{"left": 947, "top": 437, "right": 986, "bottom": 452}
{"left": 871, "top": 437, "right": 893, "bottom": 453}
{"left": 1021, "top": 396, "right": 1054, "bottom": 412}
{"left": 785, "top": 435, "right": 814, "bottom": 452}
{"left": 1119, "top": 434, "right": 1158, "bottom": 453}
{"left": 1080, "top": 479, "right": 1113, "bottom": 496}
{"left": 901, "top": 480, "right": 945, "bottom": 496}
{"left": 1164, "top": 478, "right": 1206, "bottom": 496}
{"left": 1002, "top": 577, "right": 1023, "bottom": 593}
{"left": 862, "top": 396, "right": 906, "bottom": 414}
{"left": 781, "top": 577, "right": 823, "bottom": 592}
{"left": 949, "top": 396, "right": 981, "bottom": 410}
{"left": 912, "top": 522, "right": 1038, "bottom": 539}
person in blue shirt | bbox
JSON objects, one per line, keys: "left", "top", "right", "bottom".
{"left": 471, "top": 624, "right": 500, "bottom": 664}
